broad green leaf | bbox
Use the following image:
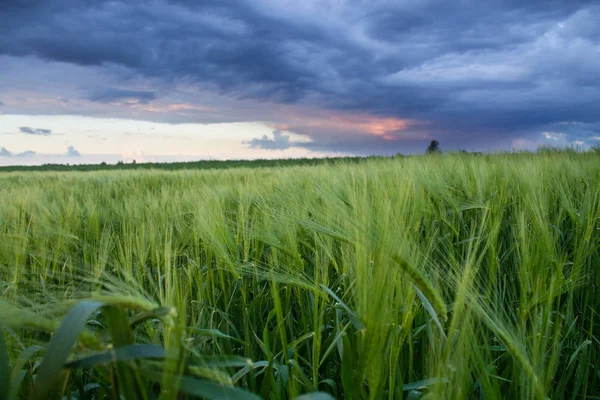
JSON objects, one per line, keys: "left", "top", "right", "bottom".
{"left": 258, "top": 361, "right": 275, "bottom": 398}
{"left": 190, "top": 328, "right": 240, "bottom": 342}
{"left": 319, "top": 285, "right": 364, "bottom": 331}
{"left": 231, "top": 360, "right": 269, "bottom": 384}
{"left": 30, "top": 301, "right": 105, "bottom": 400}
{"left": 412, "top": 284, "right": 446, "bottom": 338}
{"left": 103, "top": 306, "right": 135, "bottom": 347}
{"left": 568, "top": 340, "right": 592, "bottom": 368}
{"left": 391, "top": 254, "right": 447, "bottom": 322}
{"left": 102, "top": 306, "right": 147, "bottom": 400}
{"left": 128, "top": 307, "right": 174, "bottom": 328}
{"left": 318, "top": 323, "right": 348, "bottom": 368}
{"left": 65, "top": 344, "right": 165, "bottom": 369}
{"left": 295, "top": 392, "right": 335, "bottom": 400}
{"left": 402, "top": 377, "right": 449, "bottom": 391}
{"left": 406, "top": 389, "right": 423, "bottom": 400}
{"left": 341, "top": 334, "right": 356, "bottom": 400}
{"left": 142, "top": 369, "right": 262, "bottom": 400}
{"left": 10, "top": 370, "right": 31, "bottom": 400}
{"left": 187, "top": 355, "right": 252, "bottom": 369}
{"left": 10, "top": 345, "right": 44, "bottom": 382}
{"left": 0, "top": 324, "right": 11, "bottom": 400}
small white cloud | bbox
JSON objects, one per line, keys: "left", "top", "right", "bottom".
{"left": 542, "top": 131, "right": 565, "bottom": 141}
{"left": 122, "top": 150, "right": 145, "bottom": 163}
{"left": 245, "top": 130, "right": 293, "bottom": 150}
{"left": 67, "top": 145, "right": 81, "bottom": 157}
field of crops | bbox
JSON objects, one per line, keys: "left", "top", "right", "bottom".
{"left": 1, "top": 152, "right": 599, "bottom": 399}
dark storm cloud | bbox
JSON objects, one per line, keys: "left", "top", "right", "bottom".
{"left": 246, "top": 130, "right": 292, "bottom": 150}
{"left": 1, "top": 0, "right": 599, "bottom": 153}
{"left": 86, "top": 88, "right": 156, "bottom": 104}
{"left": 19, "top": 127, "right": 52, "bottom": 135}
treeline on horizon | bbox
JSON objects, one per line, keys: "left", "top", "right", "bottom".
{"left": 0, "top": 145, "right": 597, "bottom": 173}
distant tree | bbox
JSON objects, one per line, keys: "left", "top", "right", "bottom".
{"left": 100, "top": 161, "right": 107, "bottom": 166}
{"left": 132, "top": 159, "right": 137, "bottom": 164}
{"left": 426, "top": 140, "right": 441, "bottom": 154}
{"left": 117, "top": 161, "right": 124, "bottom": 165}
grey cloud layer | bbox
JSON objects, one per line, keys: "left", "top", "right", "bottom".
{"left": 0, "top": 147, "right": 37, "bottom": 157}
{"left": 67, "top": 145, "right": 80, "bottom": 157}
{"left": 86, "top": 88, "right": 156, "bottom": 104}
{"left": 246, "top": 130, "right": 292, "bottom": 150}
{"left": 19, "top": 127, "right": 52, "bottom": 135}
{"left": 1, "top": 0, "right": 599, "bottom": 153}
{"left": 0, "top": 145, "right": 80, "bottom": 157}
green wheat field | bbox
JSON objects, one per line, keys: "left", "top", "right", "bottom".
{"left": 1, "top": 151, "right": 599, "bottom": 399}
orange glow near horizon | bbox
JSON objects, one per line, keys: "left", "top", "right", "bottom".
{"left": 363, "top": 117, "right": 410, "bottom": 136}
{"left": 285, "top": 111, "right": 416, "bottom": 140}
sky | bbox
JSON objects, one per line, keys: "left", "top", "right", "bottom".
{"left": 1, "top": 0, "right": 599, "bottom": 165}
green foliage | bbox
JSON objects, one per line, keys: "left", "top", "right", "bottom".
{"left": 0, "top": 324, "right": 11, "bottom": 400}
{"left": 426, "top": 140, "right": 440, "bottom": 154}
{"left": 0, "top": 150, "right": 599, "bottom": 399}
{"left": 0, "top": 302, "right": 261, "bottom": 399}
{"left": 0, "top": 155, "right": 373, "bottom": 173}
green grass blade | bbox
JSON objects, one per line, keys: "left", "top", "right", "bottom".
{"left": 128, "top": 307, "right": 174, "bottom": 328}
{"left": 402, "top": 378, "right": 449, "bottom": 391}
{"left": 231, "top": 360, "right": 269, "bottom": 384}
{"left": 412, "top": 285, "right": 446, "bottom": 338}
{"left": 176, "top": 375, "right": 263, "bottom": 400}
{"left": 0, "top": 324, "right": 11, "bottom": 400}
{"left": 10, "top": 345, "right": 44, "bottom": 382}
{"left": 103, "top": 306, "right": 135, "bottom": 347}
{"left": 29, "top": 300, "right": 105, "bottom": 400}
{"left": 392, "top": 254, "right": 447, "bottom": 322}
{"left": 318, "top": 323, "right": 348, "bottom": 368}
{"left": 295, "top": 392, "right": 335, "bottom": 400}
{"left": 64, "top": 344, "right": 165, "bottom": 369}
{"left": 568, "top": 340, "right": 592, "bottom": 368}
{"left": 406, "top": 390, "right": 422, "bottom": 400}
{"left": 10, "top": 370, "right": 32, "bottom": 400}
{"left": 102, "top": 305, "right": 147, "bottom": 400}
{"left": 142, "top": 369, "right": 262, "bottom": 400}
{"left": 186, "top": 355, "right": 252, "bottom": 369}
{"left": 319, "top": 284, "right": 364, "bottom": 330}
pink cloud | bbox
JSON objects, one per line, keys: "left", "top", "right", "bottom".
{"left": 136, "top": 103, "right": 218, "bottom": 113}
{"left": 272, "top": 106, "right": 422, "bottom": 140}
